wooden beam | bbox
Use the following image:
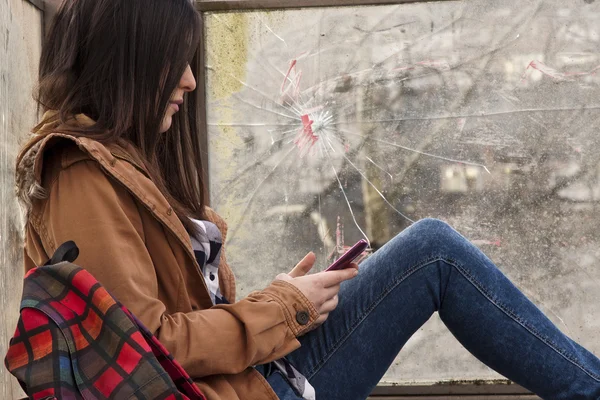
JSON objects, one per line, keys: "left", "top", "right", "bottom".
{"left": 368, "top": 396, "right": 539, "bottom": 399}
{"left": 371, "top": 382, "right": 534, "bottom": 396}
{"left": 197, "top": 13, "right": 211, "bottom": 206}
{"left": 196, "top": 0, "right": 453, "bottom": 12}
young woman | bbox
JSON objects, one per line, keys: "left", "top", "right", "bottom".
{"left": 15, "top": 0, "right": 600, "bottom": 399}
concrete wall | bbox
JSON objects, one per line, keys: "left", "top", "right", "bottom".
{"left": 0, "top": 0, "right": 43, "bottom": 397}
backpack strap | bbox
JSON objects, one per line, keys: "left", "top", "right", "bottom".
{"left": 45, "top": 241, "right": 79, "bottom": 266}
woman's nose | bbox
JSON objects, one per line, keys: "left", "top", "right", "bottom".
{"left": 181, "top": 64, "right": 197, "bottom": 92}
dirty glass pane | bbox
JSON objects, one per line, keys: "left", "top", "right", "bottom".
{"left": 205, "top": 0, "right": 600, "bottom": 385}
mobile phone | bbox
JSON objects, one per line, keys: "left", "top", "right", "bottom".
{"left": 325, "top": 239, "right": 369, "bottom": 271}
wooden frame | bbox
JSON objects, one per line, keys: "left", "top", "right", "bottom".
{"left": 196, "top": 14, "right": 211, "bottom": 201}
{"left": 370, "top": 383, "right": 533, "bottom": 397}
{"left": 195, "top": 0, "right": 535, "bottom": 397}
{"left": 197, "top": 0, "right": 451, "bottom": 12}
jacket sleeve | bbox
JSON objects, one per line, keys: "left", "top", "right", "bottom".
{"left": 33, "top": 159, "right": 319, "bottom": 377}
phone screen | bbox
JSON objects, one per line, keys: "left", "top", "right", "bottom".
{"left": 325, "top": 239, "right": 369, "bottom": 271}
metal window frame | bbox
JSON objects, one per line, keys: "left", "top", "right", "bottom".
{"left": 195, "top": 0, "right": 535, "bottom": 397}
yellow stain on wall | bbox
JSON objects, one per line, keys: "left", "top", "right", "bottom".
{"left": 205, "top": 13, "right": 251, "bottom": 233}
{"left": 206, "top": 13, "right": 249, "bottom": 101}
{"left": 205, "top": 13, "right": 249, "bottom": 173}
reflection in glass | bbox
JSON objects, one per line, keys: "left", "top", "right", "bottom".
{"left": 205, "top": 0, "right": 600, "bottom": 384}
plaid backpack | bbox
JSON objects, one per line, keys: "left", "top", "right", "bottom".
{"left": 4, "top": 241, "right": 206, "bottom": 400}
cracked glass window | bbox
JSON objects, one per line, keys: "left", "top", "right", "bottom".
{"left": 205, "top": 0, "right": 600, "bottom": 384}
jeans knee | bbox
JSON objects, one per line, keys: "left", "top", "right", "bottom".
{"left": 403, "top": 218, "right": 463, "bottom": 255}
{"left": 410, "top": 218, "right": 453, "bottom": 235}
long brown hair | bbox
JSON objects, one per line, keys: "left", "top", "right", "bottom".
{"left": 17, "top": 0, "right": 206, "bottom": 232}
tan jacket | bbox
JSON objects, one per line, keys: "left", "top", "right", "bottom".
{"left": 19, "top": 117, "right": 319, "bottom": 400}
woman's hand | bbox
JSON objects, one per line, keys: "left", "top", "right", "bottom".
{"left": 276, "top": 252, "right": 359, "bottom": 332}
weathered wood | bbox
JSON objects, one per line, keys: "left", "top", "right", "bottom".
{"left": 370, "top": 382, "right": 535, "bottom": 396}
{"left": 197, "top": 13, "right": 211, "bottom": 205}
{"left": 0, "top": 0, "right": 43, "bottom": 397}
{"left": 196, "top": 0, "right": 453, "bottom": 12}
{"left": 368, "top": 397, "right": 540, "bottom": 399}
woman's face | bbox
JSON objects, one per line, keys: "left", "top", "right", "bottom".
{"left": 159, "top": 64, "right": 197, "bottom": 133}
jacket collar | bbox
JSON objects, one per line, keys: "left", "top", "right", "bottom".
{"left": 24, "top": 113, "right": 199, "bottom": 270}
{"left": 19, "top": 111, "right": 229, "bottom": 305}
{"left": 33, "top": 111, "right": 150, "bottom": 176}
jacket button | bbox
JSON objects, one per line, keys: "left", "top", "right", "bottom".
{"left": 109, "top": 158, "right": 117, "bottom": 167}
{"left": 296, "top": 311, "right": 310, "bottom": 326}
{"left": 167, "top": 207, "right": 173, "bottom": 216}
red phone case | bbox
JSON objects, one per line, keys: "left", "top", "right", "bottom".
{"left": 325, "top": 239, "right": 369, "bottom": 271}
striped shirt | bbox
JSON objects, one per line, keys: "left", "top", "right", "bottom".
{"left": 189, "top": 218, "right": 225, "bottom": 304}
{"left": 189, "top": 218, "right": 315, "bottom": 400}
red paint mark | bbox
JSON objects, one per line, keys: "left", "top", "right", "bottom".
{"left": 327, "top": 216, "right": 346, "bottom": 262}
{"left": 327, "top": 216, "right": 371, "bottom": 265}
{"left": 282, "top": 59, "right": 298, "bottom": 92}
{"left": 415, "top": 60, "right": 451, "bottom": 70}
{"left": 281, "top": 59, "right": 303, "bottom": 101}
{"left": 336, "top": 216, "right": 344, "bottom": 249}
{"left": 521, "top": 60, "right": 600, "bottom": 82}
{"left": 294, "top": 114, "right": 319, "bottom": 153}
{"left": 301, "top": 114, "right": 315, "bottom": 137}
{"left": 521, "top": 60, "right": 567, "bottom": 82}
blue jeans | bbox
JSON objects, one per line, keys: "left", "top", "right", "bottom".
{"left": 261, "top": 219, "right": 600, "bottom": 399}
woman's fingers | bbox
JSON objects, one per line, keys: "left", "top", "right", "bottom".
{"left": 319, "top": 295, "right": 339, "bottom": 314}
{"left": 307, "top": 284, "right": 340, "bottom": 308}
{"left": 315, "top": 312, "right": 329, "bottom": 327}
{"left": 308, "top": 295, "right": 339, "bottom": 332}
{"left": 274, "top": 258, "right": 358, "bottom": 324}
{"left": 320, "top": 267, "right": 359, "bottom": 287}
{"left": 321, "top": 284, "right": 340, "bottom": 301}
{"left": 288, "top": 252, "right": 316, "bottom": 278}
